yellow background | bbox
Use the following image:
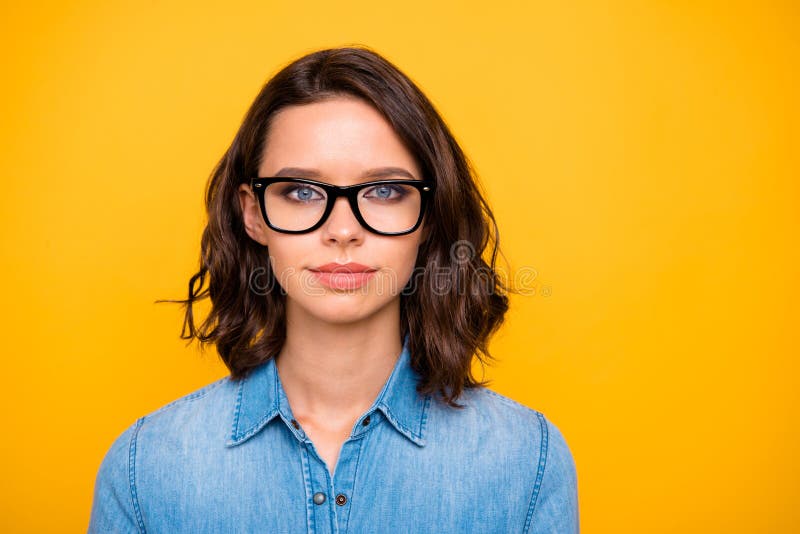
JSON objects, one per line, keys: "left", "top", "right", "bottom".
{"left": 1, "top": 1, "right": 797, "bottom": 532}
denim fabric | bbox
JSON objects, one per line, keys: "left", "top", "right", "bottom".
{"left": 89, "top": 336, "right": 579, "bottom": 533}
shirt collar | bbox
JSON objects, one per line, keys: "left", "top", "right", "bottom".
{"left": 226, "top": 333, "right": 431, "bottom": 448}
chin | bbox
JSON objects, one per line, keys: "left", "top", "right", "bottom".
{"left": 289, "top": 293, "right": 394, "bottom": 325}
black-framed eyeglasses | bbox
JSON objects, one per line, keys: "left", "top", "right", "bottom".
{"left": 249, "top": 177, "right": 436, "bottom": 236}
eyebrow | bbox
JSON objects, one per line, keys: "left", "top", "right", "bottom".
{"left": 272, "top": 166, "right": 418, "bottom": 180}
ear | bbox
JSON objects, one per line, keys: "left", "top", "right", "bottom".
{"left": 238, "top": 183, "right": 270, "bottom": 246}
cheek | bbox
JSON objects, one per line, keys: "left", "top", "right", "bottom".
{"left": 265, "top": 237, "right": 310, "bottom": 288}
{"left": 395, "top": 244, "right": 421, "bottom": 279}
{"left": 374, "top": 239, "right": 422, "bottom": 293}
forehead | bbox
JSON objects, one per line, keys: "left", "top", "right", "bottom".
{"left": 259, "top": 97, "right": 420, "bottom": 180}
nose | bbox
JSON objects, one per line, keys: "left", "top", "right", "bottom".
{"left": 321, "top": 196, "right": 364, "bottom": 245}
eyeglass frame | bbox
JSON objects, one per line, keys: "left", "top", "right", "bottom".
{"left": 249, "top": 176, "right": 436, "bottom": 236}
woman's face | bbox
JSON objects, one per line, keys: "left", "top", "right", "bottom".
{"left": 239, "top": 96, "right": 426, "bottom": 326}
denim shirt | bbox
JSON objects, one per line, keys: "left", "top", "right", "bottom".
{"left": 89, "top": 336, "right": 579, "bottom": 533}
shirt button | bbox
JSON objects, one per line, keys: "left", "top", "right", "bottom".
{"left": 362, "top": 415, "right": 370, "bottom": 426}
{"left": 291, "top": 419, "right": 300, "bottom": 429}
{"left": 313, "top": 492, "right": 326, "bottom": 505}
{"left": 335, "top": 494, "right": 347, "bottom": 506}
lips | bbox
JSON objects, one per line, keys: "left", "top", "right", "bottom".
{"left": 308, "top": 263, "right": 377, "bottom": 290}
{"left": 310, "top": 262, "right": 377, "bottom": 274}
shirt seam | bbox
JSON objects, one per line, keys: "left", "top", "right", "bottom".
{"left": 375, "top": 391, "right": 430, "bottom": 446}
{"left": 523, "top": 412, "right": 549, "bottom": 534}
{"left": 416, "top": 393, "right": 431, "bottom": 438}
{"left": 127, "top": 379, "right": 226, "bottom": 532}
{"left": 482, "top": 387, "right": 541, "bottom": 415}
{"left": 299, "top": 444, "right": 313, "bottom": 534}
{"left": 128, "top": 417, "right": 146, "bottom": 534}
{"left": 321, "top": 455, "right": 335, "bottom": 534}
{"left": 342, "top": 431, "right": 367, "bottom": 532}
{"left": 142, "top": 377, "right": 228, "bottom": 419}
{"left": 230, "top": 375, "right": 245, "bottom": 440}
{"left": 377, "top": 405, "right": 422, "bottom": 445}
{"left": 229, "top": 370, "right": 284, "bottom": 445}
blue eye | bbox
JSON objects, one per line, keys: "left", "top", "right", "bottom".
{"left": 282, "top": 185, "right": 325, "bottom": 203}
{"left": 363, "top": 184, "right": 407, "bottom": 201}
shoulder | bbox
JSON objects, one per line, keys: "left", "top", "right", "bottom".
{"left": 94, "top": 375, "right": 235, "bottom": 479}
{"left": 89, "top": 376, "right": 235, "bottom": 532}
{"left": 139, "top": 374, "right": 233, "bottom": 426}
{"left": 89, "top": 376, "right": 232, "bottom": 532}
{"left": 463, "top": 386, "right": 547, "bottom": 427}
{"left": 433, "top": 385, "right": 566, "bottom": 440}
{"left": 429, "top": 386, "right": 577, "bottom": 484}
{"left": 454, "top": 387, "right": 579, "bottom": 533}
{"left": 477, "top": 388, "right": 575, "bottom": 459}
{"left": 479, "top": 387, "right": 576, "bottom": 475}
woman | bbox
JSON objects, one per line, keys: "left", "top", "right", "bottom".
{"left": 89, "top": 46, "right": 579, "bottom": 533}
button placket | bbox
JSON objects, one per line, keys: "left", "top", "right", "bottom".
{"left": 329, "top": 435, "right": 366, "bottom": 532}
{"left": 299, "top": 434, "right": 335, "bottom": 533}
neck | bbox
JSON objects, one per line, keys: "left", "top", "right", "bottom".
{"left": 275, "top": 300, "right": 403, "bottom": 429}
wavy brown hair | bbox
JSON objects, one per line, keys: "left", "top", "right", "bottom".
{"left": 158, "top": 46, "right": 513, "bottom": 407}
